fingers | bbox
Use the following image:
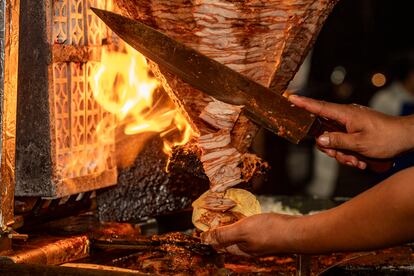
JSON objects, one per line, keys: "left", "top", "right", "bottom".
{"left": 318, "top": 132, "right": 368, "bottom": 169}
{"left": 202, "top": 225, "right": 252, "bottom": 257}
{"left": 203, "top": 232, "right": 251, "bottom": 256}
{"left": 317, "top": 146, "right": 367, "bottom": 169}
{"left": 224, "top": 244, "right": 251, "bottom": 257}
{"left": 335, "top": 151, "right": 360, "bottom": 168}
{"left": 317, "top": 132, "right": 361, "bottom": 153}
{"left": 289, "top": 95, "right": 372, "bottom": 170}
{"left": 201, "top": 224, "right": 243, "bottom": 249}
{"left": 288, "top": 95, "right": 349, "bottom": 125}
{"left": 357, "top": 161, "right": 367, "bottom": 170}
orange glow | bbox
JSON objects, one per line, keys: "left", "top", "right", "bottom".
{"left": 161, "top": 111, "right": 193, "bottom": 154}
{"left": 371, "top": 73, "right": 387, "bottom": 88}
{"left": 92, "top": 43, "right": 193, "bottom": 158}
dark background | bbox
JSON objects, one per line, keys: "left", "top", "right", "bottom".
{"left": 258, "top": 0, "right": 414, "bottom": 197}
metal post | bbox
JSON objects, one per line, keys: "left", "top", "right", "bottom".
{"left": 0, "top": 0, "right": 19, "bottom": 250}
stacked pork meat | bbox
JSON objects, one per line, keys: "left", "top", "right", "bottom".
{"left": 115, "top": 0, "right": 339, "bottom": 231}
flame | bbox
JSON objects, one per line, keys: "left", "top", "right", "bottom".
{"left": 162, "top": 112, "right": 193, "bottom": 154}
{"left": 92, "top": 43, "right": 193, "bottom": 161}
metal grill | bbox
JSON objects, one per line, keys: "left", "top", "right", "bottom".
{"left": 51, "top": 0, "right": 115, "bottom": 180}
{"left": 14, "top": 0, "right": 117, "bottom": 198}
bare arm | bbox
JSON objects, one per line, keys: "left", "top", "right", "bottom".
{"left": 290, "top": 166, "right": 414, "bottom": 253}
{"left": 202, "top": 167, "right": 414, "bottom": 255}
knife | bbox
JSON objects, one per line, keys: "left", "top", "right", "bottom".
{"left": 91, "top": 236, "right": 216, "bottom": 256}
{"left": 92, "top": 8, "right": 393, "bottom": 173}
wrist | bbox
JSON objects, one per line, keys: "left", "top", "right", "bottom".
{"left": 399, "top": 115, "right": 414, "bottom": 153}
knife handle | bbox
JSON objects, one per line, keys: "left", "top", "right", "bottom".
{"left": 308, "top": 117, "right": 394, "bottom": 173}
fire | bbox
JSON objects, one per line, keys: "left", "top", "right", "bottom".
{"left": 92, "top": 43, "right": 193, "bottom": 159}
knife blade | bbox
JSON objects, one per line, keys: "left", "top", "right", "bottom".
{"left": 91, "top": 7, "right": 315, "bottom": 144}
{"left": 92, "top": 8, "right": 393, "bottom": 173}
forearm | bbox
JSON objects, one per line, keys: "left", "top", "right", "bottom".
{"left": 287, "top": 167, "right": 414, "bottom": 254}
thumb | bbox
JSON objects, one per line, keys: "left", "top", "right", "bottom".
{"left": 318, "top": 132, "right": 360, "bottom": 151}
{"left": 201, "top": 224, "right": 242, "bottom": 248}
{"left": 224, "top": 244, "right": 251, "bottom": 257}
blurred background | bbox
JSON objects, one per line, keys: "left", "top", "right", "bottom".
{"left": 254, "top": 0, "right": 414, "bottom": 198}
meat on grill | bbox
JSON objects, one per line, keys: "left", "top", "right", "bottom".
{"left": 110, "top": 232, "right": 225, "bottom": 275}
